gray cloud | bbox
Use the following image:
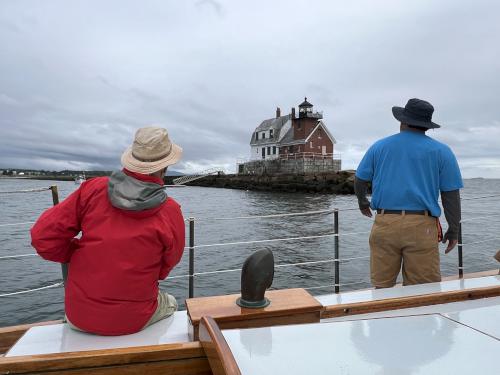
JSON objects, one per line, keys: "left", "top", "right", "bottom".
{"left": 0, "top": 0, "right": 499, "bottom": 177}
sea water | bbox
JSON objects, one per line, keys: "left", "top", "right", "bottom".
{"left": 0, "top": 178, "right": 499, "bottom": 326}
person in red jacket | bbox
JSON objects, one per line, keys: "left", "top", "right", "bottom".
{"left": 31, "top": 127, "right": 185, "bottom": 335}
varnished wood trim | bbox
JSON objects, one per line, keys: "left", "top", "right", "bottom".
{"left": 193, "top": 311, "right": 320, "bottom": 340}
{"left": 187, "top": 288, "right": 322, "bottom": 324}
{"left": 321, "top": 285, "right": 500, "bottom": 319}
{"left": 199, "top": 317, "right": 241, "bottom": 375}
{"left": 26, "top": 358, "right": 211, "bottom": 375}
{"left": 0, "top": 342, "right": 205, "bottom": 374}
{"left": 0, "top": 320, "right": 62, "bottom": 355}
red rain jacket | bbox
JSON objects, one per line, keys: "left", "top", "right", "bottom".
{"left": 31, "top": 171, "right": 185, "bottom": 335}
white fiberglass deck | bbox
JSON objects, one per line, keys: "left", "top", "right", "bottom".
{"left": 6, "top": 310, "right": 189, "bottom": 357}
{"left": 6, "top": 276, "right": 499, "bottom": 358}
{"left": 223, "top": 314, "right": 499, "bottom": 375}
{"left": 316, "top": 275, "right": 500, "bottom": 306}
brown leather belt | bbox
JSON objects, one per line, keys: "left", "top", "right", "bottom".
{"left": 376, "top": 209, "right": 430, "bottom": 216}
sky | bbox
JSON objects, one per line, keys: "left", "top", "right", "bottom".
{"left": 0, "top": 0, "right": 499, "bottom": 177}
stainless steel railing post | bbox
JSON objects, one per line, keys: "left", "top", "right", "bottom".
{"left": 50, "top": 185, "right": 68, "bottom": 284}
{"left": 458, "top": 222, "right": 463, "bottom": 279}
{"left": 188, "top": 217, "right": 195, "bottom": 298}
{"left": 334, "top": 209, "right": 340, "bottom": 293}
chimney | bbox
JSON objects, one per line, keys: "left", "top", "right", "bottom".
{"left": 291, "top": 107, "right": 296, "bottom": 119}
{"left": 276, "top": 107, "right": 281, "bottom": 118}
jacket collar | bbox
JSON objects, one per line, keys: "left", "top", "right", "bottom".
{"left": 122, "top": 169, "right": 164, "bottom": 186}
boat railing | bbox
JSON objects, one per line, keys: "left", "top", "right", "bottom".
{"left": 0, "top": 186, "right": 499, "bottom": 299}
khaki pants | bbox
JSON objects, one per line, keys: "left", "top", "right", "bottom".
{"left": 369, "top": 212, "right": 441, "bottom": 288}
{"left": 67, "top": 291, "right": 177, "bottom": 333}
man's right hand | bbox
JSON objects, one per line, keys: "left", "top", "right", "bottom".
{"left": 360, "top": 207, "right": 373, "bottom": 218}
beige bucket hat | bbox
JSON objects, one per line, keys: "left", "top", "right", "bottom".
{"left": 121, "top": 126, "right": 183, "bottom": 174}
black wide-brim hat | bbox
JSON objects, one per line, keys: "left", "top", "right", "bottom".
{"left": 392, "top": 98, "right": 440, "bottom": 129}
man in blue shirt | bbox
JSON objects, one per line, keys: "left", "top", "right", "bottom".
{"left": 355, "top": 98, "right": 463, "bottom": 288}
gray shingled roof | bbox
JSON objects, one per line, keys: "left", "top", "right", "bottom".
{"left": 250, "top": 114, "right": 291, "bottom": 145}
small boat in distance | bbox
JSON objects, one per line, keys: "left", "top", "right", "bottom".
{"left": 74, "top": 173, "right": 86, "bottom": 185}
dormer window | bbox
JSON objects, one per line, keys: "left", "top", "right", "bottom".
{"left": 255, "top": 132, "right": 259, "bottom": 140}
{"left": 270, "top": 129, "right": 274, "bottom": 138}
{"left": 262, "top": 132, "right": 266, "bottom": 139}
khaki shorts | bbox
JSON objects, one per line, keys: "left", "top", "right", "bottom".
{"left": 142, "top": 291, "right": 178, "bottom": 328}
{"left": 66, "top": 291, "right": 177, "bottom": 333}
{"left": 369, "top": 212, "right": 441, "bottom": 288}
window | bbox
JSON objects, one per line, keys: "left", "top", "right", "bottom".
{"left": 267, "top": 146, "right": 271, "bottom": 155}
{"left": 262, "top": 132, "right": 266, "bottom": 139}
{"left": 270, "top": 129, "right": 274, "bottom": 137}
{"left": 310, "top": 141, "right": 313, "bottom": 148}
{"left": 273, "top": 146, "right": 276, "bottom": 154}
{"left": 255, "top": 132, "right": 259, "bottom": 140}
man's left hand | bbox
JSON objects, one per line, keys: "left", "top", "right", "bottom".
{"left": 443, "top": 238, "right": 458, "bottom": 254}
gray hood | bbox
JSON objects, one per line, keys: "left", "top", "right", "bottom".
{"left": 108, "top": 171, "right": 167, "bottom": 211}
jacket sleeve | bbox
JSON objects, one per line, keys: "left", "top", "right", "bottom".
{"left": 30, "top": 187, "right": 82, "bottom": 263}
{"left": 159, "top": 202, "right": 186, "bottom": 280}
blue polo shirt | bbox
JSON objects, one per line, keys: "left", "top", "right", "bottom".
{"left": 356, "top": 131, "right": 463, "bottom": 217}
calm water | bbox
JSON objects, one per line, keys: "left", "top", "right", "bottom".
{"left": 1, "top": 178, "right": 499, "bottom": 327}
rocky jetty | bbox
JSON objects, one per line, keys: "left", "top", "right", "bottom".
{"left": 181, "top": 171, "right": 355, "bottom": 194}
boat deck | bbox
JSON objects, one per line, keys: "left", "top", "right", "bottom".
{"left": 5, "top": 275, "right": 499, "bottom": 358}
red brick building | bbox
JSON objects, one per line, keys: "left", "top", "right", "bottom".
{"left": 250, "top": 98, "right": 336, "bottom": 160}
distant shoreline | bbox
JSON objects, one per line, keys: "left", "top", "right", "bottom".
{"left": 0, "top": 176, "right": 79, "bottom": 182}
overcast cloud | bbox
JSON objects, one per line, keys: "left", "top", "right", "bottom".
{"left": 0, "top": 0, "right": 499, "bottom": 177}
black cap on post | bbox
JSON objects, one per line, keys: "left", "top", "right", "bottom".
{"left": 236, "top": 249, "right": 274, "bottom": 308}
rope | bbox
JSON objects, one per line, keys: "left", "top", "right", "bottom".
{"left": 0, "top": 221, "right": 35, "bottom": 228}
{"left": 0, "top": 187, "right": 51, "bottom": 194}
{"left": 0, "top": 253, "right": 38, "bottom": 260}
{"left": 0, "top": 282, "right": 63, "bottom": 297}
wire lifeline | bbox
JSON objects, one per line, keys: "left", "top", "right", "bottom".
{"left": 461, "top": 193, "right": 500, "bottom": 201}
{"left": 0, "top": 187, "right": 52, "bottom": 194}
{"left": 191, "top": 258, "right": 353, "bottom": 278}
{"left": 460, "top": 214, "right": 500, "bottom": 223}
{"left": 194, "top": 209, "right": 336, "bottom": 222}
{"left": 189, "top": 230, "right": 372, "bottom": 250}
{"left": 0, "top": 221, "right": 36, "bottom": 228}
{"left": 458, "top": 237, "right": 500, "bottom": 246}
{"left": 0, "top": 282, "right": 63, "bottom": 298}
{"left": 0, "top": 254, "right": 38, "bottom": 260}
